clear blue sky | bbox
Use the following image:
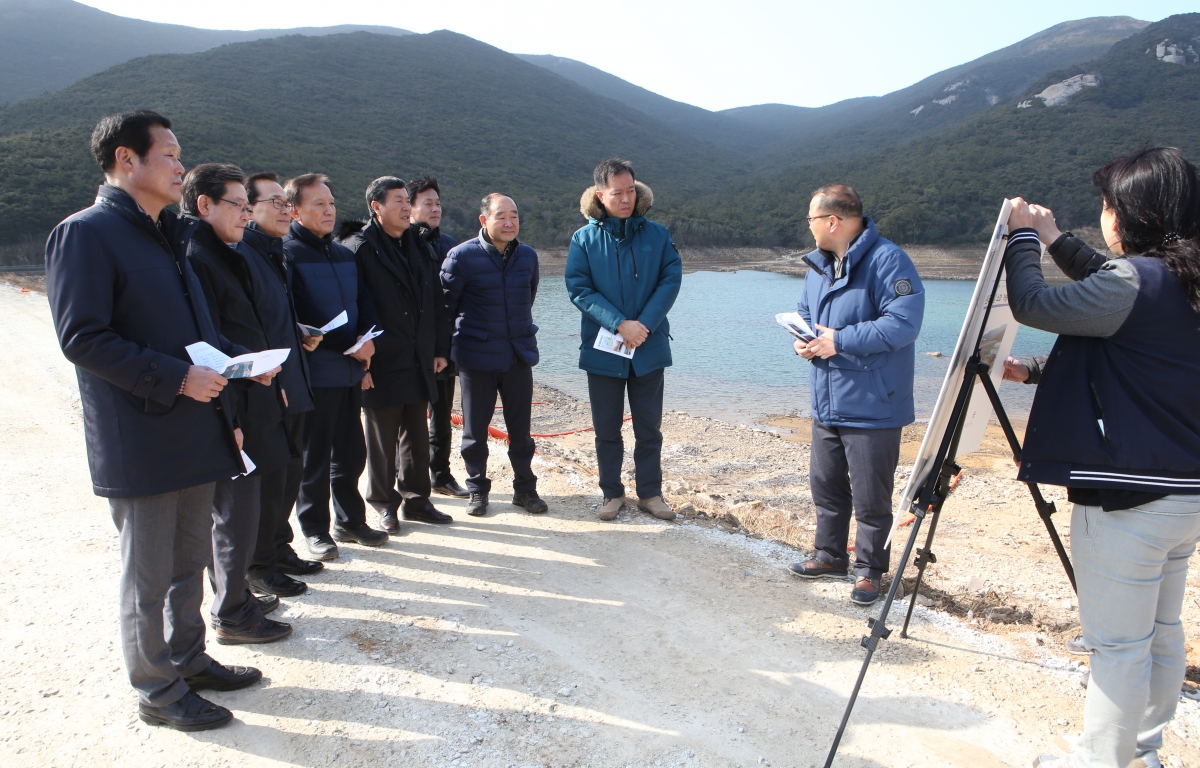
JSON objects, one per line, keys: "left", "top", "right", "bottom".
{"left": 79, "top": 0, "right": 1195, "bottom": 111}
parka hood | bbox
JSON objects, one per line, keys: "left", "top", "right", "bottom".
{"left": 579, "top": 181, "right": 654, "bottom": 220}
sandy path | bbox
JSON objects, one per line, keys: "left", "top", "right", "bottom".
{"left": 2, "top": 283, "right": 1198, "bottom": 768}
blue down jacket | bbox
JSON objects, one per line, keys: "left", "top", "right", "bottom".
{"left": 441, "top": 231, "right": 540, "bottom": 372}
{"left": 565, "top": 182, "right": 682, "bottom": 378}
{"left": 798, "top": 218, "right": 924, "bottom": 429}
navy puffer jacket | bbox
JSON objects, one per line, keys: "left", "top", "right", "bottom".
{"left": 441, "top": 231, "right": 539, "bottom": 372}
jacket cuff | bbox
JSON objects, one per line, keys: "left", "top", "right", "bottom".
{"left": 1047, "top": 233, "right": 1071, "bottom": 257}
{"left": 136, "top": 358, "right": 190, "bottom": 407}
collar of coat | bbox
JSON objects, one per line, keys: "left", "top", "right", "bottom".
{"left": 95, "top": 183, "right": 194, "bottom": 259}
{"left": 806, "top": 217, "right": 880, "bottom": 284}
{"left": 478, "top": 228, "right": 519, "bottom": 259}
{"left": 579, "top": 181, "right": 654, "bottom": 221}
{"left": 184, "top": 215, "right": 251, "bottom": 274}
{"left": 288, "top": 220, "right": 333, "bottom": 250}
{"left": 242, "top": 221, "right": 285, "bottom": 258}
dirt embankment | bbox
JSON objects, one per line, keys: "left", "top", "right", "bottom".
{"left": 4, "top": 280, "right": 1198, "bottom": 768}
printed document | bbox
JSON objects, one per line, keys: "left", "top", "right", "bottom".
{"left": 185, "top": 343, "right": 290, "bottom": 379}
{"left": 298, "top": 310, "right": 348, "bottom": 338}
{"left": 594, "top": 327, "right": 635, "bottom": 359}
{"left": 775, "top": 312, "right": 816, "bottom": 342}
{"left": 237, "top": 450, "right": 256, "bottom": 477}
{"left": 343, "top": 326, "right": 384, "bottom": 355}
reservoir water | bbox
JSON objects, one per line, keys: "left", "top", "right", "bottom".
{"left": 532, "top": 270, "right": 1056, "bottom": 425}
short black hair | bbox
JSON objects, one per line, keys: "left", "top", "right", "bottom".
{"left": 181, "top": 162, "right": 245, "bottom": 216}
{"left": 810, "top": 183, "right": 863, "bottom": 219}
{"left": 365, "top": 176, "right": 407, "bottom": 210}
{"left": 594, "top": 158, "right": 635, "bottom": 189}
{"left": 406, "top": 173, "right": 441, "bottom": 203}
{"left": 90, "top": 110, "right": 173, "bottom": 173}
{"left": 284, "top": 173, "right": 332, "bottom": 207}
{"left": 480, "top": 192, "right": 515, "bottom": 216}
{"left": 245, "top": 171, "right": 279, "bottom": 205}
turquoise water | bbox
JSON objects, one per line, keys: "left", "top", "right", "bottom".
{"left": 532, "top": 270, "right": 1056, "bottom": 424}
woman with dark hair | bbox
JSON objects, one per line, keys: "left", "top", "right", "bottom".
{"left": 1003, "top": 146, "right": 1200, "bottom": 768}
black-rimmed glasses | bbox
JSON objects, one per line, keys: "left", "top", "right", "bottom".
{"left": 255, "top": 197, "right": 292, "bottom": 211}
{"left": 217, "top": 198, "right": 254, "bottom": 215}
{"left": 806, "top": 213, "right": 842, "bottom": 222}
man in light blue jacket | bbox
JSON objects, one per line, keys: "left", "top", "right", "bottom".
{"left": 566, "top": 159, "right": 682, "bottom": 522}
{"left": 788, "top": 184, "right": 924, "bottom": 606}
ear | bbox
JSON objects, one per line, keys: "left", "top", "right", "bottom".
{"left": 197, "top": 194, "right": 213, "bottom": 217}
{"left": 369, "top": 200, "right": 381, "bottom": 218}
{"left": 478, "top": 213, "right": 488, "bottom": 228}
{"left": 112, "top": 145, "right": 137, "bottom": 174}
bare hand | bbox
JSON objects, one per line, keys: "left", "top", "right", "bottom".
{"left": 1002, "top": 356, "right": 1030, "bottom": 383}
{"left": 1007, "top": 197, "right": 1062, "bottom": 244}
{"left": 182, "top": 365, "right": 228, "bottom": 402}
{"left": 301, "top": 334, "right": 321, "bottom": 352}
{"left": 433, "top": 357, "right": 448, "bottom": 374}
{"left": 351, "top": 338, "right": 375, "bottom": 367}
{"left": 807, "top": 324, "right": 837, "bottom": 359}
{"left": 794, "top": 338, "right": 817, "bottom": 360}
{"left": 281, "top": 388, "right": 289, "bottom": 408}
{"left": 233, "top": 427, "right": 244, "bottom": 451}
{"left": 617, "top": 319, "right": 649, "bottom": 348}
{"left": 250, "top": 365, "right": 282, "bottom": 385}
{"left": 361, "top": 372, "right": 374, "bottom": 390}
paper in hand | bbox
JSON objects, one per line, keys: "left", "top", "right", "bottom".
{"left": 298, "top": 310, "right": 348, "bottom": 338}
{"left": 775, "top": 312, "right": 816, "bottom": 342}
{"left": 594, "top": 326, "right": 635, "bottom": 359}
{"left": 236, "top": 450, "right": 256, "bottom": 477}
{"left": 343, "top": 326, "right": 384, "bottom": 355}
{"left": 185, "top": 342, "right": 291, "bottom": 379}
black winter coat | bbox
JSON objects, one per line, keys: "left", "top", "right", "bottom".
{"left": 416, "top": 224, "right": 458, "bottom": 380}
{"left": 186, "top": 218, "right": 291, "bottom": 475}
{"left": 344, "top": 221, "right": 449, "bottom": 407}
{"left": 236, "top": 223, "right": 314, "bottom": 416}
{"left": 45, "top": 185, "right": 242, "bottom": 497}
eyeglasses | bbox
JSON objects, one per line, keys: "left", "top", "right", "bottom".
{"left": 217, "top": 198, "right": 254, "bottom": 215}
{"left": 807, "top": 213, "right": 842, "bottom": 222}
{"left": 255, "top": 197, "right": 292, "bottom": 211}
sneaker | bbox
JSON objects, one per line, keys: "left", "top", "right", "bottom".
{"left": 850, "top": 577, "right": 881, "bottom": 606}
{"left": 1065, "top": 634, "right": 1089, "bottom": 655}
{"left": 331, "top": 523, "right": 389, "bottom": 547}
{"left": 215, "top": 617, "right": 294, "bottom": 645}
{"left": 305, "top": 533, "right": 339, "bottom": 561}
{"left": 637, "top": 495, "right": 675, "bottom": 520}
{"left": 598, "top": 496, "right": 626, "bottom": 521}
{"left": 787, "top": 559, "right": 848, "bottom": 579}
{"left": 467, "top": 491, "right": 489, "bottom": 517}
{"left": 512, "top": 490, "right": 548, "bottom": 514}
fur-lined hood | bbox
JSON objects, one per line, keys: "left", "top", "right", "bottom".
{"left": 579, "top": 181, "right": 654, "bottom": 220}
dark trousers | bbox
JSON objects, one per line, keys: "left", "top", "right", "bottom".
{"left": 459, "top": 360, "right": 536, "bottom": 494}
{"left": 429, "top": 373, "right": 458, "bottom": 485}
{"left": 588, "top": 368, "right": 665, "bottom": 499}
{"left": 297, "top": 386, "right": 367, "bottom": 536}
{"left": 810, "top": 421, "right": 902, "bottom": 580}
{"left": 365, "top": 402, "right": 433, "bottom": 513}
{"left": 110, "top": 484, "right": 216, "bottom": 707}
{"left": 209, "top": 475, "right": 265, "bottom": 632}
{"left": 251, "top": 411, "right": 307, "bottom": 577}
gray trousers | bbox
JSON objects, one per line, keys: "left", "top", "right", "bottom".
{"left": 109, "top": 484, "right": 216, "bottom": 707}
{"left": 209, "top": 475, "right": 265, "bottom": 632}
{"left": 810, "top": 421, "right": 902, "bottom": 580}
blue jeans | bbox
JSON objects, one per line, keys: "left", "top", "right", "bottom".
{"left": 1072, "top": 494, "right": 1200, "bottom": 768}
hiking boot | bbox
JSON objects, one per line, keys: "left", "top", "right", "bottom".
{"left": 512, "top": 491, "right": 548, "bottom": 514}
{"left": 332, "top": 523, "right": 388, "bottom": 547}
{"left": 787, "top": 559, "right": 847, "bottom": 579}
{"left": 467, "top": 491, "right": 489, "bottom": 517}
{"left": 850, "top": 577, "right": 881, "bottom": 606}
{"left": 598, "top": 496, "right": 626, "bottom": 521}
{"left": 637, "top": 496, "right": 675, "bottom": 520}
{"left": 1066, "top": 634, "right": 1089, "bottom": 655}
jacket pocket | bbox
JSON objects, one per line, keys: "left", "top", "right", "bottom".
{"left": 829, "top": 367, "right": 891, "bottom": 422}
{"left": 458, "top": 325, "right": 488, "bottom": 341}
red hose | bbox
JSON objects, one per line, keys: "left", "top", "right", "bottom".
{"left": 449, "top": 412, "right": 632, "bottom": 440}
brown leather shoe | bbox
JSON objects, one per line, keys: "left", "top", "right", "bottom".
{"left": 598, "top": 496, "right": 625, "bottom": 521}
{"left": 637, "top": 496, "right": 675, "bottom": 520}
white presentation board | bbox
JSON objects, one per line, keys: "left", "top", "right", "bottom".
{"left": 887, "top": 201, "right": 1023, "bottom": 545}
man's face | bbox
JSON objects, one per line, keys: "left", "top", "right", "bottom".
{"left": 411, "top": 188, "right": 442, "bottom": 229}
{"left": 479, "top": 196, "right": 519, "bottom": 245}
{"left": 122, "top": 125, "right": 185, "bottom": 209}
{"left": 371, "top": 187, "right": 412, "bottom": 237}
{"left": 596, "top": 172, "right": 636, "bottom": 219}
{"left": 250, "top": 180, "right": 293, "bottom": 239}
{"left": 292, "top": 182, "right": 336, "bottom": 238}
{"left": 199, "top": 180, "right": 250, "bottom": 244}
{"left": 807, "top": 197, "right": 837, "bottom": 252}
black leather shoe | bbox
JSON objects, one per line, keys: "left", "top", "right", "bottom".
{"left": 305, "top": 533, "right": 339, "bottom": 561}
{"left": 215, "top": 617, "right": 294, "bottom": 645}
{"left": 787, "top": 559, "right": 848, "bottom": 579}
{"left": 249, "top": 571, "right": 307, "bottom": 598}
{"left": 512, "top": 490, "right": 548, "bottom": 514}
{"left": 467, "top": 491, "right": 489, "bottom": 517}
{"left": 184, "top": 660, "right": 262, "bottom": 692}
{"left": 402, "top": 501, "right": 453, "bottom": 524}
{"left": 256, "top": 593, "right": 280, "bottom": 616}
{"left": 332, "top": 523, "right": 389, "bottom": 547}
{"left": 850, "top": 577, "right": 881, "bottom": 606}
{"left": 139, "top": 691, "right": 232, "bottom": 731}
{"left": 380, "top": 510, "right": 400, "bottom": 533}
{"left": 432, "top": 477, "right": 470, "bottom": 498}
{"left": 277, "top": 550, "right": 324, "bottom": 576}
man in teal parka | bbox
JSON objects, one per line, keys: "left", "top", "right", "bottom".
{"left": 565, "top": 158, "right": 682, "bottom": 522}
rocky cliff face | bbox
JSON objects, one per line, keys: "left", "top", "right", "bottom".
{"left": 1151, "top": 39, "right": 1199, "bottom": 64}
